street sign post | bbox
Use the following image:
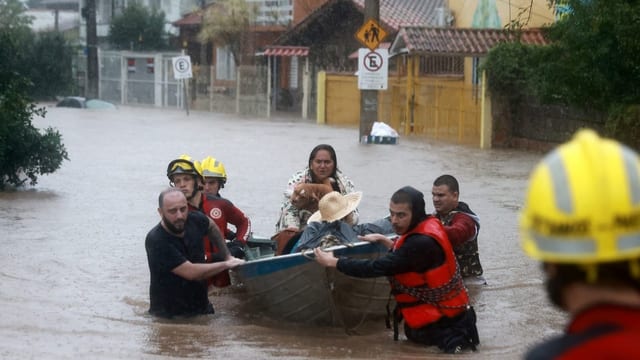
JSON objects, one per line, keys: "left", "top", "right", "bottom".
{"left": 172, "top": 55, "right": 192, "bottom": 115}
{"left": 355, "top": 18, "right": 388, "bottom": 50}
{"left": 358, "top": 48, "right": 388, "bottom": 90}
{"left": 172, "top": 55, "right": 193, "bottom": 80}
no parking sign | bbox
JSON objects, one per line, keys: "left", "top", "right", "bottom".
{"left": 172, "top": 56, "right": 192, "bottom": 80}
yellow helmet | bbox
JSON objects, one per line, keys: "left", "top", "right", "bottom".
{"left": 200, "top": 156, "right": 227, "bottom": 185}
{"left": 520, "top": 129, "right": 640, "bottom": 264}
{"left": 166, "top": 154, "right": 200, "bottom": 181}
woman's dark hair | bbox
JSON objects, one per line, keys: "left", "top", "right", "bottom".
{"left": 308, "top": 144, "right": 339, "bottom": 185}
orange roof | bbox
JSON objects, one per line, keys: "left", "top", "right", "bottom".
{"left": 172, "top": 10, "right": 203, "bottom": 27}
{"left": 391, "top": 27, "right": 548, "bottom": 56}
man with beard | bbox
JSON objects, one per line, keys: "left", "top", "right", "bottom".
{"left": 520, "top": 129, "right": 640, "bottom": 359}
{"left": 431, "top": 175, "right": 485, "bottom": 285}
{"left": 145, "top": 188, "right": 244, "bottom": 318}
{"left": 314, "top": 186, "right": 479, "bottom": 353}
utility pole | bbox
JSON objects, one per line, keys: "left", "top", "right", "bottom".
{"left": 85, "top": 0, "right": 99, "bottom": 99}
{"left": 359, "top": 0, "right": 380, "bottom": 143}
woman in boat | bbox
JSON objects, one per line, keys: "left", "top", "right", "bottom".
{"left": 314, "top": 186, "right": 479, "bottom": 354}
{"left": 287, "top": 191, "right": 393, "bottom": 253}
{"left": 273, "top": 144, "right": 358, "bottom": 253}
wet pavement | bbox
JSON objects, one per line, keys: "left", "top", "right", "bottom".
{"left": 0, "top": 105, "right": 566, "bottom": 359}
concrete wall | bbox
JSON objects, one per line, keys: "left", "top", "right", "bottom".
{"left": 491, "top": 95, "right": 606, "bottom": 152}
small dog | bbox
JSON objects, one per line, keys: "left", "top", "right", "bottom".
{"left": 290, "top": 179, "right": 334, "bottom": 212}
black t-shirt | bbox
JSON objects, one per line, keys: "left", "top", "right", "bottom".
{"left": 145, "top": 211, "right": 213, "bottom": 318}
{"left": 336, "top": 233, "right": 445, "bottom": 277}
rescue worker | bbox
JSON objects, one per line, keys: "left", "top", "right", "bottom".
{"left": 166, "top": 155, "right": 234, "bottom": 287}
{"left": 520, "top": 129, "right": 640, "bottom": 359}
{"left": 196, "top": 156, "right": 252, "bottom": 259}
{"left": 432, "top": 175, "right": 485, "bottom": 285}
{"left": 314, "top": 186, "right": 479, "bottom": 353}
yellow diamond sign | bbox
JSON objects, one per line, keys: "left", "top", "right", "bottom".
{"left": 355, "top": 19, "right": 388, "bottom": 51}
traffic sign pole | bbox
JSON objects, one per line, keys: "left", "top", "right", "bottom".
{"left": 359, "top": 0, "right": 380, "bottom": 143}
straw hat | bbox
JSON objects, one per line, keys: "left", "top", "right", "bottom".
{"left": 308, "top": 191, "right": 362, "bottom": 223}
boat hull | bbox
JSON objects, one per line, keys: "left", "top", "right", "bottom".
{"left": 234, "top": 242, "right": 391, "bottom": 328}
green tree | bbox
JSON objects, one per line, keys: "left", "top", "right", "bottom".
{"left": 28, "top": 32, "right": 75, "bottom": 99}
{"left": 483, "top": 0, "right": 640, "bottom": 147}
{"left": 199, "top": 0, "right": 257, "bottom": 66}
{"left": 108, "top": 3, "right": 168, "bottom": 50}
{"left": 0, "top": 3, "right": 69, "bottom": 189}
{"left": 531, "top": 0, "right": 640, "bottom": 112}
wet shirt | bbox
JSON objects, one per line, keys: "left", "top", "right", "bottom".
{"left": 145, "top": 211, "right": 213, "bottom": 318}
{"left": 525, "top": 304, "right": 640, "bottom": 359}
{"left": 336, "top": 233, "right": 445, "bottom": 277}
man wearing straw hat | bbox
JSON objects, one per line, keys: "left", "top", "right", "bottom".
{"left": 314, "top": 186, "right": 479, "bottom": 353}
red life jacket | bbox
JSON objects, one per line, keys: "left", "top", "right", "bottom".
{"left": 391, "top": 217, "right": 469, "bottom": 329}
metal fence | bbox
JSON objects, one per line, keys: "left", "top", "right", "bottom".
{"left": 75, "top": 51, "right": 269, "bottom": 116}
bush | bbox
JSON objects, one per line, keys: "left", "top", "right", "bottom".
{"left": 0, "top": 26, "right": 68, "bottom": 189}
{"left": 605, "top": 104, "right": 640, "bottom": 150}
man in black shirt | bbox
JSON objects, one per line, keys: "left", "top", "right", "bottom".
{"left": 145, "top": 188, "right": 244, "bottom": 318}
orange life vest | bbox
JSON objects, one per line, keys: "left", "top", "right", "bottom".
{"left": 391, "top": 217, "right": 469, "bottom": 329}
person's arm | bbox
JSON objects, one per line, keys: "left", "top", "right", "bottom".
{"left": 223, "top": 201, "right": 252, "bottom": 244}
{"left": 358, "top": 233, "right": 394, "bottom": 249}
{"left": 172, "top": 257, "right": 245, "bottom": 281}
{"left": 207, "top": 218, "right": 230, "bottom": 259}
{"left": 276, "top": 172, "right": 305, "bottom": 231}
{"left": 315, "top": 234, "right": 444, "bottom": 278}
{"left": 314, "top": 247, "right": 338, "bottom": 267}
{"left": 442, "top": 213, "right": 478, "bottom": 248}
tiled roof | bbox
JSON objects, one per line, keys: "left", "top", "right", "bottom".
{"left": 351, "top": 0, "right": 447, "bottom": 31}
{"left": 276, "top": 0, "right": 447, "bottom": 45}
{"left": 172, "top": 10, "right": 203, "bottom": 26}
{"left": 391, "top": 27, "right": 548, "bottom": 56}
{"left": 263, "top": 46, "right": 310, "bottom": 57}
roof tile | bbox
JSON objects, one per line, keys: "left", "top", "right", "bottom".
{"left": 396, "top": 27, "right": 548, "bottom": 56}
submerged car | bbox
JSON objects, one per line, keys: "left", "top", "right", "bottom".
{"left": 56, "top": 97, "right": 116, "bottom": 109}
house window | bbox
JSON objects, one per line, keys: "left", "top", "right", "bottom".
{"left": 418, "top": 55, "right": 463, "bottom": 76}
{"left": 472, "top": 57, "right": 481, "bottom": 85}
{"left": 289, "top": 56, "right": 298, "bottom": 89}
{"left": 216, "top": 47, "right": 236, "bottom": 81}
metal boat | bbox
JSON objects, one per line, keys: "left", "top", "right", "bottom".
{"left": 234, "top": 240, "right": 391, "bottom": 329}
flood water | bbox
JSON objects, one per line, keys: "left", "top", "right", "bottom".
{"left": 0, "top": 105, "right": 566, "bottom": 359}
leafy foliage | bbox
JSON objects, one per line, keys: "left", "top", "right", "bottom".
{"left": 28, "top": 32, "right": 75, "bottom": 99}
{"left": 199, "top": 0, "right": 257, "bottom": 66}
{"left": 0, "top": 4, "right": 69, "bottom": 189}
{"left": 108, "top": 3, "right": 168, "bottom": 50}
{"left": 483, "top": 0, "right": 640, "bottom": 147}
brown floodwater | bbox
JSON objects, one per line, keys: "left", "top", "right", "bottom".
{"left": 0, "top": 105, "right": 565, "bottom": 359}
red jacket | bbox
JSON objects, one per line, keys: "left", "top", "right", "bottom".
{"left": 391, "top": 217, "right": 470, "bottom": 329}
{"left": 199, "top": 193, "right": 251, "bottom": 244}
{"left": 525, "top": 304, "right": 640, "bottom": 359}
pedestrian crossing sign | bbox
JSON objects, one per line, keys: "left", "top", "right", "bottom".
{"left": 355, "top": 19, "right": 387, "bottom": 51}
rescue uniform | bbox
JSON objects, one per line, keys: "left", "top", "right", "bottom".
{"left": 189, "top": 193, "right": 250, "bottom": 286}
{"left": 436, "top": 201, "right": 484, "bottom": 278}
{"left": 525, "top": 304, "right": 640, "bottom": 359}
